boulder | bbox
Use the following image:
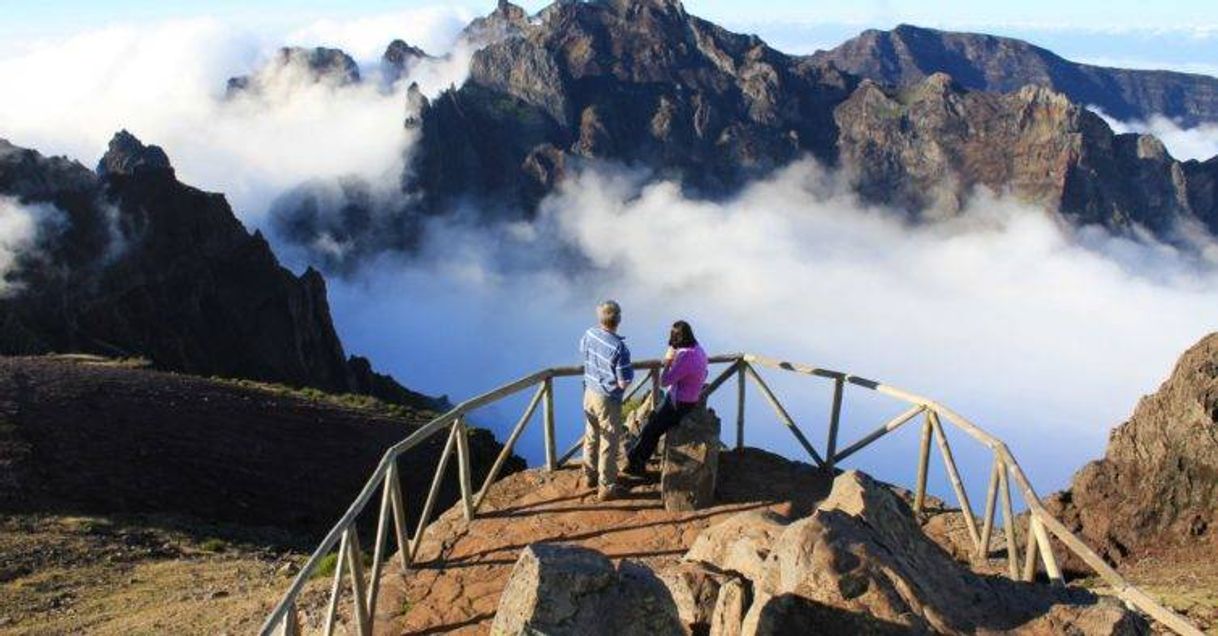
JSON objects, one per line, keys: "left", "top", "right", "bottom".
{"left": 491, "top": 543, "right": 684, "bottom": 636}
{"left": 683, "top": 509, "right": 789, "bottom": 582}
{"left": 1047, "top": 332, "right": 1218, "bottom": 566}
{"left": 708, "top": 576, "right": 750, "bottom": 636}
{"left": 695, "top": 471, "right": 1148, "bottom": 636}
{"left": 662, "top": 406, "right": 721, "bottom": 511}
{"left": 657, "top": 562, "right": 725, "bottom": 634}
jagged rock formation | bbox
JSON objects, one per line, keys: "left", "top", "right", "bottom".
{"left": 683, "top": 471, "right": 1144, "bottom": 635}
{"left": 411, "top": 0, "right": 856, "bottom": 212}
{"left": 1047, "top": 333, "right": 1218, "bottom": 565}
{"left": 0, "top": 132, "right": 428, "bottom": 405}
{"left": 271, "top": 0, "right": 1218, "bottom": 266}
{"left": 836, "top": 74, "right": 1218, "bottom": 234}
{"left": 226, "top": 46, "right": 360, "bottom": 96}
{"left": 811, "top": 24, "right": 1218, "bottom": 127}
{"left": 0, "top": 356, "right": 521, "bottom": 534}
{"left": 381, "top": 39, "right": 432, "bottom": 84}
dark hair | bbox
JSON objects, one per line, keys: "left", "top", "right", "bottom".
{"left": 668, "top": 320, "right": 697, "bottom": 349}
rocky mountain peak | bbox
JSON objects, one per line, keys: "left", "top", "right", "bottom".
{"left": 226, "top": 46, "right": 360, "bottom": 96}
{"left": 382, "top": 39, "right": 432, "bottom": 84}
{"left": 1048, "top": 332, "right": 1218, "bottom": 564}
{"left": 812, "top": 23, "right": 1218, "bottom": 126}
{"left": 96, "top": 130, "right": 173, "bottom": 178}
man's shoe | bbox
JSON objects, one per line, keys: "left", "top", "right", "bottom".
{"left": 597, "top": 484, "right": 627, "bottom": 502}
{"left": 621, "top": 462, "right": 645, "bottom": 478}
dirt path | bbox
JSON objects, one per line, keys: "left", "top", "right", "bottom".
{"left": 373, "top": 448, "right": 833, "bottom": 635}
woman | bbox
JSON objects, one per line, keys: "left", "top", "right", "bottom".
{"left": 625, "top": 320, "right": 709, "bottom": 476}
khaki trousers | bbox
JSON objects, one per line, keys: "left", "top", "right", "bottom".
{"left": 582, "top": 389, "right": 623, "bottom": 490}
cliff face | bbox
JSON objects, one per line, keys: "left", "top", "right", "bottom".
{"left": 411, "top": 0, "right": 857, "bottom": 212}
{"left": 836, "top": 75, "right": 1218, "bottom": 234}
{"left": 0, "top": 132, "right": 427, "bottom": 405}
{"left": 811, "top": 24, "right": 1218, "bottom": 127}
{"left": 1047, "top": 333, "right": 1218, "bottom": 564}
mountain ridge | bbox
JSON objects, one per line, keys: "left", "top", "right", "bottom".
{"left": 0, "top": 131, "right": 430, "bottom": 407}
{"left": 810, "top": 23, "right": 1218, "bottom": 126}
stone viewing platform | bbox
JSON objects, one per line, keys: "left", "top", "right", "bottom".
{"left": 376, "top": 448, "right": 830, "bottom": 634}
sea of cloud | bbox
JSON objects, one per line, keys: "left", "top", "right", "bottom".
{"left": 0, "top": 10, "right": 473, "bottom": 228}
{"left": 327, "top": 160, "right": 1218, "bottom": 500}
{"left": 3, "top": 8, "right": 1218, "bottom": 504}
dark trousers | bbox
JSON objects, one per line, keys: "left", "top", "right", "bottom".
{"left": 627, "top": 397, "right": 696, "bottom": 470}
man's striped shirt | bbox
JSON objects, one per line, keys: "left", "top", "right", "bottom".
{"left": 580, "top": 326, "right": 633, "bottom": 400}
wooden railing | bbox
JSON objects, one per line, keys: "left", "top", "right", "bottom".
{"left": 259, "top": 353, "right": 1202, "bottom": 636}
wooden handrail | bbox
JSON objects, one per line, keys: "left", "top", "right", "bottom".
{"left": 260, "top": 352, "right": 1201, "bottom": 636}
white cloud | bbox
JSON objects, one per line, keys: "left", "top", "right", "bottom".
{"left": 328, "top": 160, "right": 1218, "bottom": 501}
{"left": 0, "top": 13, "right": 471, "bottom": 229}
{"left": 1098, "top": 111, "right": 1218, "bottom": 162}
{"left": 0, "top": 196, "right": 62, "bottom": 296}
{"left": 286, "top": 7, "right": 476, "bottom": 63}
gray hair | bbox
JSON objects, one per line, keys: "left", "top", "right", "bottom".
{"left": 597, "top": 300, "right": 622, "bottom": 328}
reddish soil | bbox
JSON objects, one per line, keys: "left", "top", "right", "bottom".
{"left": 372, "top": 448, "right": 833, "bottom": 635}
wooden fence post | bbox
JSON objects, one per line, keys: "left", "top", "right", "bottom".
{"left": 913, "top": 412, "right": 933, "bottom": 513}
{"left": 824, "top": 376, "right": 844, "bottom": 473}
{"left": 543, "top": 377, "right": 557, "bottom": 471}
{"left": 736, "top": 363, "right": 746, "bottom": 450}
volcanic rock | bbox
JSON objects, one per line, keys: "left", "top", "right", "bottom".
{"left": 835, "top": 75, "right": 1218, "bottom": 235}
{"left": 661, "top": 405, "right": 721, "bottom": 512}
{"left": 381, "top": 39, "right": 432, "bottom": 84}
{"left": 491, "top": 543, "right": 684, "bottom": 636}
{"left": 226, "top": 46, "right": 360, "bottom": 97}
{"left": 811, "top": 24, "right": 1218, "bottom": 126}
{"left": 0, "top": 132, "right": 428, "bottom": 407}
{"left": 1047, "top": 332, "right": 1218, "bottom": 565}
{"left": 722, "top": 471, "right": 1145, "bottom": 635}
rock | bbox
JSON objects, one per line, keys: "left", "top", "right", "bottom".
{"left": 1047, "top": 332, "right": 1218, "bottom": 566}
{"left": 683, "top": 510, "right": 788, "bottom": 582}
{"left": 693, "top": 471, "right": 1148, "bottom": 635}
{"left": 708, "top": 577, "right": 750, "bottom": 636}
{"left": 661, "top": 406, "right": 721, "bottom": 512}
{"left": 382, "top": 39, "right": 432, "bottom": 83}
{"left": 491, "top": 543, "right": 684, "bottom": 636}
{"left": 657, "top": 562, "right": 724, "bottom": 634}
{"left": 810, "top": 23, "right": 1218, "bottom": 127}
{"left": 1006, "top": 600, "right": 1149, "bottom": 636}
{"left": 225, "top": 47, "right": 360, "bottom": 96}
{"left": 0, "top": 133, "right": 431, "bottom": 409}
{"left": 96, "top": 130, "right": 172, "bottom": 178}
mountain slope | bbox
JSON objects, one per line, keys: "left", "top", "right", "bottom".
{"left": 836, "top": 74, "right": 1218, "bottom": 234}
{"left": 274, "top": 0, "right": 1218, "bottom": 266}
{"left": 1046, "top": 333, "right": 1218, "bottom": 566}
{"left": 0, "top": 355, "right": 519, "bottom": 533}
{"left": 0, "top": 132, "right": 427, "bottom": 405}
{"left": 810, "top": 24, "right": 1218, "bottom": 126}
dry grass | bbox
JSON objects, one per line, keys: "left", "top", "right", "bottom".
{"left": 0, "top": 514, "right": 335, "bottom": 636}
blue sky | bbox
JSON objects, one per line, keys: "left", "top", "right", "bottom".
{"left": 4, "top": 0, "right": 1218, "bottom": 75}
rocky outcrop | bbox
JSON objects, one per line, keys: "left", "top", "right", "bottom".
{"left": 382, "top": 40, "right": 432, "bottom": 84}
{"left": 694, "top": 471, "right": 1146, "bottom": 635}
{"left": 0, "top": 132, "right": 430, "bottom": 407}
{"left": 491, "top": 543, "right": 684, "bottom": 635}
{"left": 1047, "top": 332, "right": 1218, "bottom": 565}
{"left": 810, "top": 24, "right": 1218, "bottom": 126}
{"left": 836, "top": 75, "right": 1218, "bottom": 235}
{"left": 410, "top": 0, "right": 856, "bottom": 213}
{"left": 661, "top": 405, "right": 721, "bottom": 512}
{"left": 272, "top": 0, "right": 1218, "bottom": 267}
{"left": 226, "top": 46, "right": 360, "bottom": 96}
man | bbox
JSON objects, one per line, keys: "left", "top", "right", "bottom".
{"left": 580, "top": 300, "right": 633, "bottom": 501}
